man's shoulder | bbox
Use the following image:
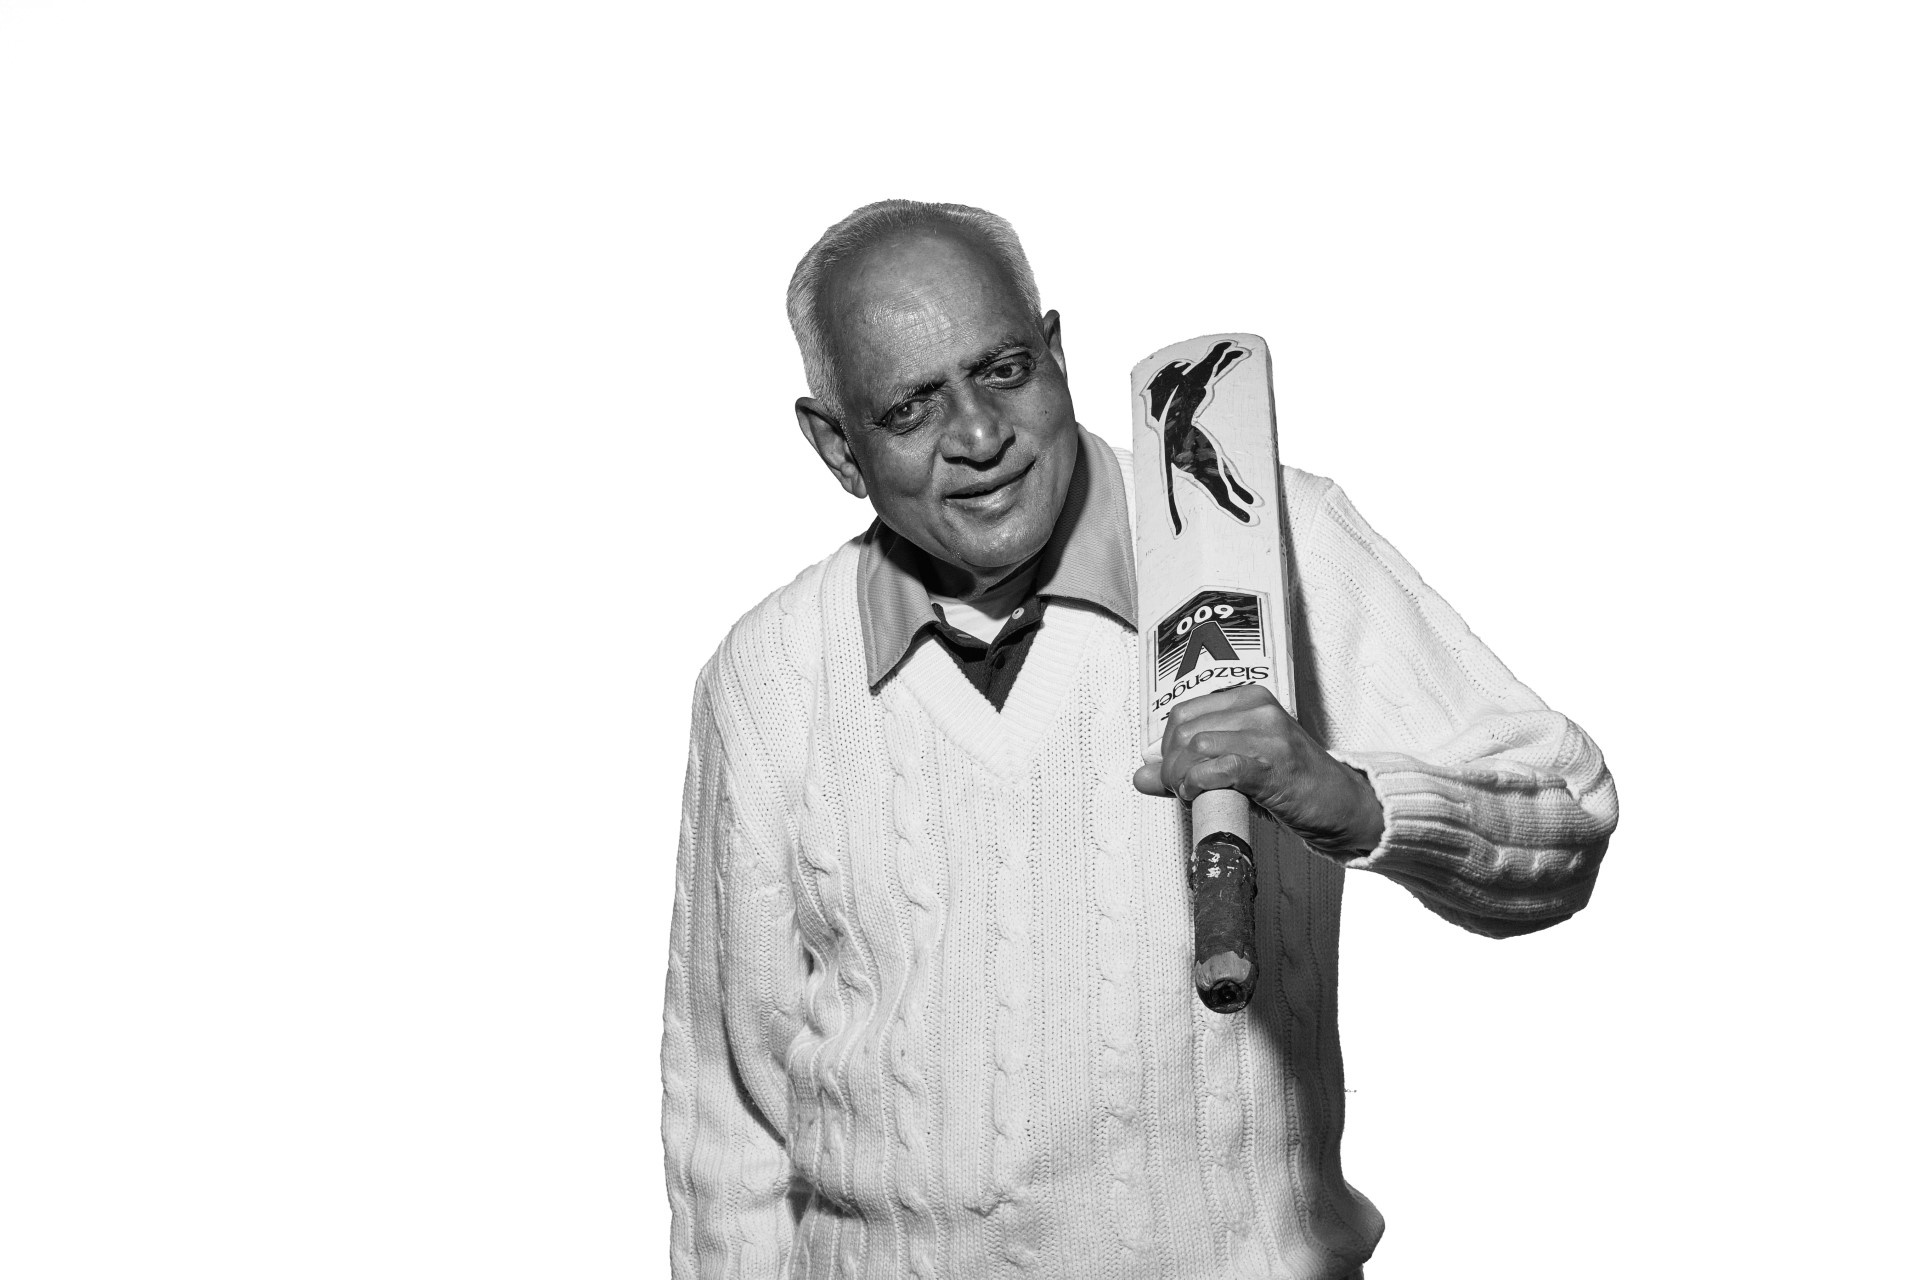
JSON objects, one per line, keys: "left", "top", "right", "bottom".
{"left": 1280, "top": 464, "right": 1337, "bottom": 528}
{"left": 1279, "top": 462, "right": 1334, "bottom": 493}
{"left": 701, "top": 534, "right": 865, "bottom": 688}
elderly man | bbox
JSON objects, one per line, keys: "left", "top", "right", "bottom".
{"left": 662, "top": 199, "right": 1617, "bottom": 1279}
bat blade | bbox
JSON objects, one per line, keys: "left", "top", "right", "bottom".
{"left": 1131, "top": 333, "right": 1295, "bottom": 1013}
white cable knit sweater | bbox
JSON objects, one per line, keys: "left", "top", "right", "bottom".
{"left": 662, "top": 454, "right": 1617, "bottom": 1280}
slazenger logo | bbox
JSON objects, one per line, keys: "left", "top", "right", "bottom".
{"left": 1154, "top": 590, "right": 1266, "bottom": 685}
{"left": 1151, "top": 664, "right": 1271, "bottom": 714}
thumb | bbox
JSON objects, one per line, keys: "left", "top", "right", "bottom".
{"left": 1133, "top": 759, "right": 1170, "bottom": 797}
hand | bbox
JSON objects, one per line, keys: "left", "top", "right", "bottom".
{"left": 1132, "top": 684, "right": 1385, "bottom": 860}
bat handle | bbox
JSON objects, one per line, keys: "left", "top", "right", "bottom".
{"left": 1189, "top": 789, "right": 1257, "bottom": 1013}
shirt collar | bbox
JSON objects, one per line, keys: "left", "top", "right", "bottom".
{"left": 857, "top": 425, "right": 1136, "bottom": 690}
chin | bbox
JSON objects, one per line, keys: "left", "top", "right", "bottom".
{"left": 959, "top": 518, "right": 1051, "bottom": 574}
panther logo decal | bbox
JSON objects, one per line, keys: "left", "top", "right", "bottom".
{"left": 1142, "top": 339, "right": 1260, "bottom": 535}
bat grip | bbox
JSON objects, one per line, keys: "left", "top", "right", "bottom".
{"left": 1189, "top": 789, "right": 1257, "bottom": 1013}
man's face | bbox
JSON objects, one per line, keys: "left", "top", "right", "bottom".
{"left": 810, "top": 229, "right": 1078, "bottom": 596}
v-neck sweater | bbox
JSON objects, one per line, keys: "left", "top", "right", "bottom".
{"left": 923, "top": 595, "right": 1046, "bottom": 711}
{"left": 663, "top": 452, "right": 1617, "bottom": 1280}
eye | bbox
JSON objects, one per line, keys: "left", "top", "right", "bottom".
{"left": 983, "top": 355, "right": 1033, "bottom": 386}
{"left": 881, "top": 398, "right": 931, "bottom": 432}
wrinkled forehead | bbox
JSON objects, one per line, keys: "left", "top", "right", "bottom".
{"left": 821, "top": 229, "right": 1034, "bottom": 385}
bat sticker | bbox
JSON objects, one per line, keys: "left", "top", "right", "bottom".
{"left": 1153, "top": 589, "right": 1267, "bottom": 690}
{"left": 1142, "top": 339, "right": 1262, "bottom": 535}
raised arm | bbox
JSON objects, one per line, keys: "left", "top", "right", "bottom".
{"left": 1299, "top": 477, "right": 1618, "bottom": 938}
{"left": 1135, "top": 473, "right": 1617, "bottom": 938}
{"left": 661, "top": 667, "right": 803, "bottom": 1277}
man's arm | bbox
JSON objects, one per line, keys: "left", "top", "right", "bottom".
{"left": 1140, "top": 475, "right": 1617, "bottom": 938}
{"left": 662, "top": 665, "right": 802, "bottom": 1276}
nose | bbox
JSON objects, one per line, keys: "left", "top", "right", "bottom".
{"left": 940, "top": 384, "right": 1012, "bottom": 467}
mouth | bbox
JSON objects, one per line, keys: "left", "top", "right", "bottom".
{"left": 946, "top": 461, "right": 1034, "bottom": 510}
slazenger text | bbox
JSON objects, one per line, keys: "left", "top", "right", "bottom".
{"left": 1151, "top": 664, "right": 1272, "bottom": 713}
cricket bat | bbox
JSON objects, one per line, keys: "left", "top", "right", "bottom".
{"left": 1132, "top": 333, "right": 1295, "bottom": 1014}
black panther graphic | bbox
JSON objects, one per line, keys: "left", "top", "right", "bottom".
{"left": 1143, "top": 340, "right": 1259, "bottom": 535}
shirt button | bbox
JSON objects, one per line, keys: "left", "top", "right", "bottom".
{"left": 1012, "top": 608, "right": 1024, "bottom": 618}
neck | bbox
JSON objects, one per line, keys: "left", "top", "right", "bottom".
{"left": 925, "top": 549, "right": 1043, "bottom": 603}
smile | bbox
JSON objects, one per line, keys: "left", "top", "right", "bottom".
{"left": 945, "top": 462, "right": 1033, "bottom": 514}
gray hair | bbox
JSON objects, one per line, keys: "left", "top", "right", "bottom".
{"left": 786, "top": 199, "right": 1043, "bottom": 422}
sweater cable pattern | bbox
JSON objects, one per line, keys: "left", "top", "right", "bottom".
{"left": 1087, "top": 636, "right": 1155, "bottom": 1269}
{"left": 881, "top": 702, "right": 946, "bottom": 1279}
{"left": 978, "top": 779, "right": 1038, "bottom": 1269}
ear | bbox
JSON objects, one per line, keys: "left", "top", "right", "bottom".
{"left": 795, "top": 397, "right": 868, "bottom": 500}
{"left": 1042, "top": 309, "right": 1067, "bottom": 380}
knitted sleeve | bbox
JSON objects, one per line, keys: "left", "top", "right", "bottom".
{"left": 1297, "top": 477, "right": 1619, "bottom": 938}
{"left": 661, "top": 663, "right": 801, "bottom": 1277}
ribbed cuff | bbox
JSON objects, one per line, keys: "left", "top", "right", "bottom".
{"left": 1326, "top": 749, "right": 1482, "bottom": 876}
{"left": 1326, "top": 748, "right": 1602, "bottom": 934}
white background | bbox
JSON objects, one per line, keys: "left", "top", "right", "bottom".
{"left": 3, "top": 2, "right": 1914, "bottom": 1276}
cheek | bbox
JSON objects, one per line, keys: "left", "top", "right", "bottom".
{"left": 1026, "top": 377, "right": 1077, "bottom": 439}
{"left": 874, "top": 443, "right": 936, "bottom": 498}
{"left": 1029, "top": 391, "right": 1078, "bottom": 473}
{"left": 854, "top": 436, "right": 939, "bottom": 511}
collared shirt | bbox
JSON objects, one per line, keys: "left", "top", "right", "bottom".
{"left": 855, "top": 425, "right": 1137, "bottom": 694}
{"left": 924, "top": 595, "right": 1048, "bottom": 711}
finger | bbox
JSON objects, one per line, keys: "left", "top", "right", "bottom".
{"left": 1162, "top": 702, "right": 1291, "bottom": 759}
{"left": 1161, "top": 728, "right": 1263, "bottom": 790}
{"left": 1132, "top": 759, "right": 1171, "bottom": 796}
{"left": 1162, "top": 683, "right": 1276, "bottom": 733}
{"left": 1175, "top": 752, "right": 1253, "bottom": 802}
